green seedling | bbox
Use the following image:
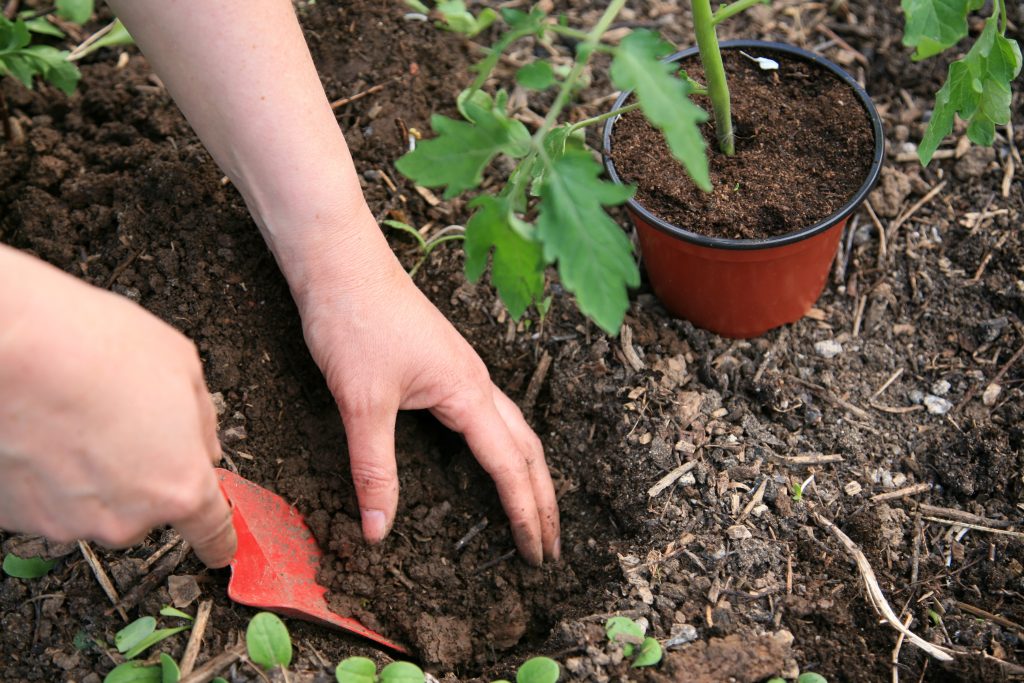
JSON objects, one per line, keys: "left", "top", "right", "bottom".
{"left": 492, "top": 655, "right": 561, "bottom": 683}
{"left": 68, "top": 19, "right": 135, "bottom": 62}
{"left": 0, "top": 15, "right": 81, "bottom": 95}
{"left": 2, "top": 553, "right": 56, "bottom": 579}
{"left": 791, "top": 474, "right": 814, "bottom": 503}
{"left": 604, "top": 616, "right": 663, "bottom": 668}
{"left": 114, "top": 614, "right": 191, "bottom": 660}
{"left": 383, "top": 219, "right": 465, "bottom": 277}
{"left": 767, "top": 674, "right": 828, "bottom": 683}
{"left": 103, "top": 609, "right": 194, "bottom": 683}
{"left": 404, "top": 0, "right": 497, "bottom": 37}
{"left": 246, "top": 612, "right": 293, "bottom": 678}
{"left": 335, "top": 656, "right": 426, "bottom": 683}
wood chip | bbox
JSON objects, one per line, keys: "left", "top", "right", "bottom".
{"left": 648, "top": 461, "right": 698, "bottom": 498}
{"left": 78, "top": 541, "right": 128, "bottom": 622}
{"left": 774, "top": 453, "right": 844, "bottom": 466}
{"left": 922, "top": 516, "right": 1024, "bottom": 538}
{"left": 870, "top": 483, "right": 931, "bottom": 502}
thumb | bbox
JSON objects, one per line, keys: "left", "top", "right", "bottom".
{"left": 172, "top": 467, "right": 237, "bottom": 568}
{"left": 342, "top": 408, "right": 399, "bottom": 544}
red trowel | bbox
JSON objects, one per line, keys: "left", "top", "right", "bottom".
{"left": 215, "top": 468, "right": 407, "bottom": 653}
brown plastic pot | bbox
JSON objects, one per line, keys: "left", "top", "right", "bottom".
{"left": 603, "top": 40, "right": 884, "bottom": 339}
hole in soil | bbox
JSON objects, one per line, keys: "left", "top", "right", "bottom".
{"left": 276, "top": 410, "right": 625, "bottom": 676}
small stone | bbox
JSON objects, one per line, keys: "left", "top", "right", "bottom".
{"left": 727, "top": 525, "right": 752, "bottom": 540}
{"left": 892, "top": 472, "right": 908, "bottom": 488}
{"left": 881, "top": 470, "right": 895, "bottom": 488}
{"left": 909, "top": 389, "right": 925, "bottom": 405}
{"left": 844, "top": 481, "right": 863, "bottom": 496}
{"left": 931, "top": 379, "right": 951, "bottom": 396}
{"left": 982, "top": 383, "right": 1002, "bottom": 406}
{"left": 222, "top": 425, "right": 247, "bottom": 442}
{"left": 678, "top": 472, "right": 697, "bottom": 487}
{"left": 924, "top": 395, "right": 953, "bottom": 415}
{"left": 814, "top": 340, "right": 843, "bottom": 359}
{"left": 665, "top": 624, "right": 699, "bottom": 647}
{"left": 751, "top": 504, "right": 769, "bottom": 518}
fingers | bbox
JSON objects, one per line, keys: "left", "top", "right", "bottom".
{"left": 341, "top": 407, "right": 400, "bottom": 544}
{"left": 438, "top": 389, "right": 545, "bottom": 567}
{"left": 171, "top": 468, "right": 237, "bottom": 568}
{"left": 492, "top": 388, "right": 560, "bottom": 562}
{"left": 196, "top": 386, "right": 223, "bottom": 466}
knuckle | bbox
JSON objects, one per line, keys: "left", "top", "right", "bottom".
{"left": 348, "top": 462, "right": 397, "bottom": 495}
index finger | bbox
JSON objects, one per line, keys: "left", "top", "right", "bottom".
{"left": 172, "top": 468, "right": 237, "bottom": 568}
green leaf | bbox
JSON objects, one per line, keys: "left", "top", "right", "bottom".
{"left": 605, "top": 616, "right": 645, "bottom": 657}
{"left": 396, "top": 97, "right": 529, "bottom": 199}
{"left": 18, "top": 44, "right": 80, "bottom": 95}
{"left": 123, "top": 626, "right": 190, "bottom": 660}
{"left": 56, "top": 0, "right": 94, "bottom": 25}
{"left": 404, "top": 0, "right": 430, "bottom": 12}
{"left": 246, "top": 612, "right": 292, "bottom": 670}
{"left": 516, "top": 656, "right": 560, "bottom": 683}
{"left": 103, "top": 662, "right": 162, "bottom": 683}
{"left": 918, "top": 16, "right": 1022, "bottom": 164}
{"left": 24, "top": 17, "right": 66, "bottom": 38}
{"left": 611, "top": 30, "right": 710, "bottom": 191}
{"left": 71, "top": 18, "right": 134, "bottom": 60}
{"left": 433, "top": 1, "right": 496, "bottom": 37}
{"left": 901, "top": 0, "right": 984, "bottom": 60}
{"left": 631, "top": 637, "right": 663, "bottom": 668}
{"left": 212, "top": 679, "right": 228, "bottom": 683}
{"left": 536, "top": 151, "right": 637, "bottom": 335}
{"left": 115, "top": 617, "right": 157, "bottom": 654}
{"left": 159, "top": 606, "right": 194, "bottom": 621}
{"left": 797, "top": 674, "right": 829, "bottom": 683}
{"left": 160, "top": 653, "right": 180, "bottom": 683}
{"left": 465, "top": 195, "right": 545, "bottom": 319}
{"left": 2, "top": 554, "right": 56, "bottom": 579}
{"left": 379, "top": 661, "right": 426, "bottom": 683}
{"left": 335, "top": 656, "right": 377, "bottom": 683}
{"left": 516, "top": 60, "right": 556, "bottom": 90}
{"left": 0, "top": 17, "right": 32, "bottom": 50}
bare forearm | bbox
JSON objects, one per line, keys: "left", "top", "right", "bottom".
{"left": 105, "top": 0, "right": 383, "bottom": 291}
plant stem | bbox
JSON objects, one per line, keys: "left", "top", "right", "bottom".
{"left": 691, "top": 0, "right": 734, "bottom": 155}
{"left": 997, "top": 0, "right": 1007, "bottom": 34}
{"left": 712, "top": 0, "right": 765, "bottom": 26}
{"left": 567, "top": 101, "right": 641, "bottom": 134}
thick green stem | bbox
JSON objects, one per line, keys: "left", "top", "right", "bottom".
{"left": 712, "top": 0, "right": 765, "bottom": 26}
{"left": 691, "top": 0, "right": 734, "bottom": 155}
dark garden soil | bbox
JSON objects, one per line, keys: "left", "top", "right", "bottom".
{"left": 609, "top": 49, "right": 876, "bottom": 240}
{"left": 1, "top": 1, "right": 1023, "bottom": 682}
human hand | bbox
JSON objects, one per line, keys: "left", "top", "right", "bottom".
{"left": 0, "top": 246, "right": 236, "bottom": 567}
{"left": 278, "top": 213, "right": 560, "bottom": 566}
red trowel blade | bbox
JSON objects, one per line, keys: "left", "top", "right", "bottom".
{"left": 215, "top": 468, "right": 407, "bottom": 654}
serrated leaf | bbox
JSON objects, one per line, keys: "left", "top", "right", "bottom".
{"left": 516, "top": 60, "right": 556, "bottom": 90}
{"left": 2, "top": 554, "right": 56, "bottom": 578}
{"left": 335, "top": 656, "right": 377, "bottom": 683}
{"left": 465, "top": 195, "right": 545, "bottom": 319}
{"left": 611, "top": 30, "right": 710, "bottom": 191}
{"left": 901, "top": 0, "right": 984, "bottom": 60}
{"left": 160, "top": 653, "right": 180, "bottom": 683}
{"left": 379, "top": 661, "right": 426, "bottom": 683}
{"left": 516, "top": 656, "right": 560, "bottom": 683}
{"left": 499, "top": 7, "right": 547, "bottom": 35}
{"left": 919, "top": 16, "right": 1021, "bottom": 164}
{"left": 123, "top": 626, "right": 190, "bottom": 660}
{"left": 0, "top": 17, "right": 31, "bottom": 51}
{"left": 631, "top": 637, "right": 663, "bottom": 668}
{"left": 246, "top": 612, "right": 292, "bottom": 670}
{"left": 103, "top": 662, "right": 162, "bottom": 683}
{"left": 56, "top": 0, "right": 94, "bottom": 25}
{"left": 396, "top": 99, "right": 529, "bottom": 198}
{"left": 536, "top": 151, "right": 637, "bottom": 335}
{"left": 116, "top": 618, "right": 157, "bottom": 654}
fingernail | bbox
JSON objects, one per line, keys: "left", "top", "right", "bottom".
{"left": 361, "top": 509, "right": 388, "bottom": 543}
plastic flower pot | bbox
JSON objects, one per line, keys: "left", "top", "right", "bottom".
{"left": 603, "top": 40, "right": 884, "bottom": 339}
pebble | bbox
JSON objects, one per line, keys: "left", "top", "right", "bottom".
{"left": 924, "top": 395, "right": 953, "bottom": 415}
{"left": 892, "top": 472, "right": 907, "bottom": 488}
{"left": 909, "top": 389, "right": 925, "bottom": 404}
{"left": 844, "top": 481, "right": 863, "bottom": 496}
{"left": 727, "top": 524, "right": 752, "bottom": 540}
{"left": 210, "top": 391, "right": 227, "bottom": 416}
{"left": 665, "top": 624, "right": 699, "bottom": 647}
{"left": 678, "top": 472, "right": 697, "bottom": 486}
{"left": 814, "top": 340, "right": 843, "bottom": 359}
{"left": 982, "top": 383, "right": 1002, "bottom": 406}
{"left": 931, "top": 379, "right": 951, "bottom": 396}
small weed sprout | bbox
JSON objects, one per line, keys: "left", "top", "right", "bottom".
{"left": 605, "top": 616, "right": 663, "bottom": 668}
{"left": 791, "top": 474, "right": 814, "bottom": 503}
{"left": 2, "top": 553, "right": 56, "bottom": 579}
{"left": 382, "top": 219, "right": 465, "bottom": 277}
{"left": 492, "top": 655, "right": 560, "bottom": 683}
{"left": 246, "top": 611, "right": 294, "bottom": 679}
{"left": 335, "top": 656, "right": 425, "bottom": 683}
{"left": 767, "top": 674, "right": 828, "bottom": 683}
{"left": 103, "top": 607, "right": 194, "bottom": 683}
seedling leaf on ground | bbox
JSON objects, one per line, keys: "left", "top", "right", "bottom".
{"left": 103, "top": 661, "right": 162, "bottom": 683}
{"left": 901, "top": 0, "right": 985, "bottom": 60}
{"left": 515, "top": 60, "right": 556, "bottom": 90}
{"left": 605, "top": 616, "right": 645, "bottom": 656}
{"left": 536, "top": 150, "right": 637, "bottom": 335}
{"left": 335, "top": 656, "right": 377, "bottom": 683}
{"left": 246, "top": 611, "right": 293, "bottom": 670}
{"left": 123, "top": 626, "right": 190, "bottom": 660}
{"left": 798, "top": 673, "right": 829, "bottom": 683}
{"left": 610, "top": 30, "right": 710, "bottom": 191}
{"left": 464, "top": 195, "right": 545, "bottom": 319}
{"left": 160, "top": 653, "right": 180, "bottom": 683}
{"left": 631, "top": 637, "right": 663, "bottom": 668}
{"left": 115, "top": 617, "right": 157, "bottom": 654}
{"left": 379, "top": 661, "right": 426, "bottom": 682}
{"left": 917, "top": 15, "right": 1021, "bottom": 164}
{"left": 516, "top": 656, "right": 560, "bottom": 683}
{"left": 56, "top": 0, "right": 94, "bottom": 25}
{"left": 159, "top": 606, "right": 194, "bottom": 621}
{"left": 2, "top": 553, "right": 56, "bottom": 578}
{"left": 0, "top": 17, "right": 81, "bottom": 95}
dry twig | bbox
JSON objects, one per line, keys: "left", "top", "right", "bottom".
{"left": 78, "top": 541, "right": 129, "bottom": 622}
{"left": 871, "top": 483, "right": 932, "bottom": 503}
{"left": 922, "top": 516, "right": 1024, "bottom": 539}
{"left": 916, "top": 504, "right": 1014, "bottom": 529}
{"left": 179, "top": 642, "right": 245, "bottom": 683}
{"left": 179, "top": 600, "right": 213, "bottom": 677}
{"left": 522, "top": 350, "right": 552, "bottom": 418}
{"left": 814, "top": 512, "right": 954, "bottom": 662}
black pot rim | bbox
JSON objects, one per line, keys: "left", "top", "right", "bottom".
{"left": 601, "top": 39, "right": 885, "bottom": 251}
